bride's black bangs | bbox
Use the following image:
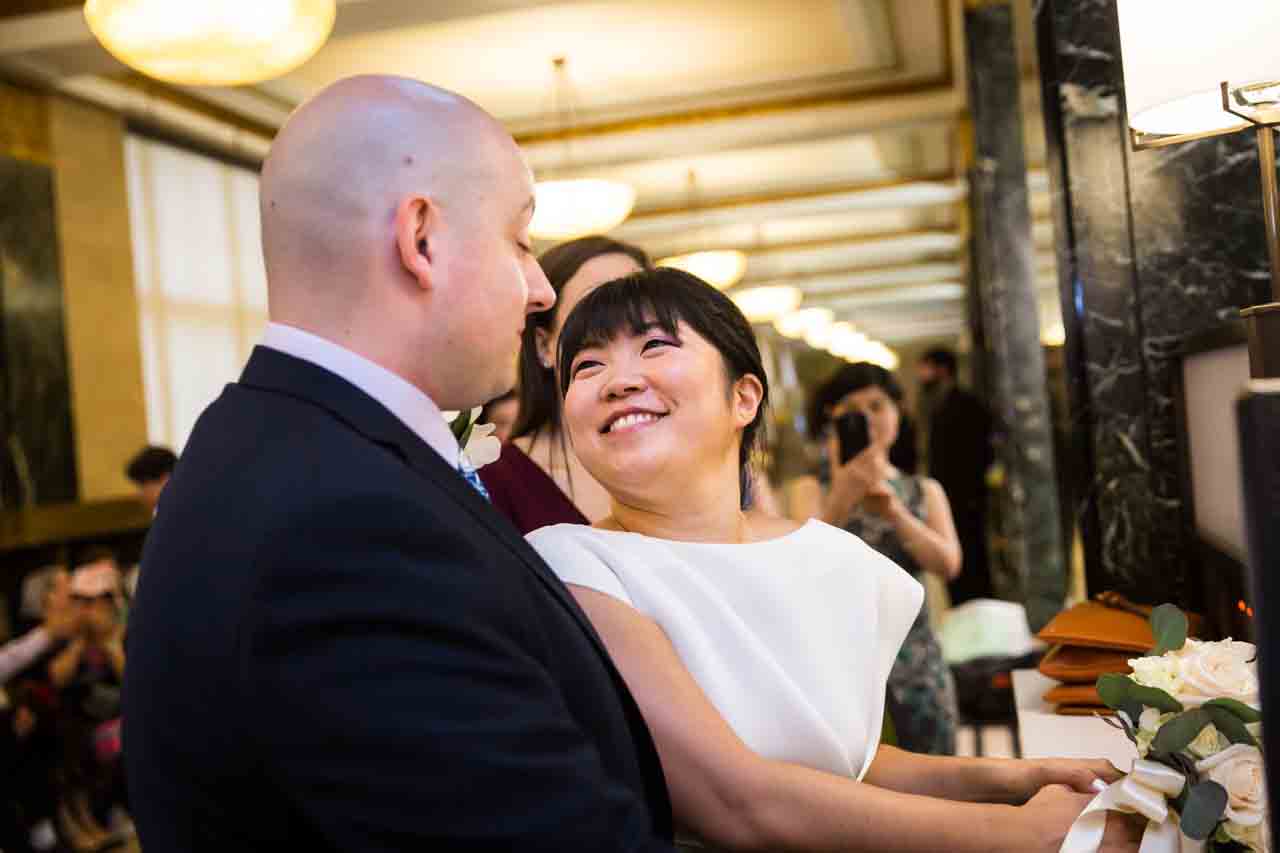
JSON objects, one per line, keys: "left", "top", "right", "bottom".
{"left": 556, "top": 271, "right": 685, "bottom": 394}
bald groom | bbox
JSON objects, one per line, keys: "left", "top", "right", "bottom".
{"left": 123, "top": 76, "right": 675, "bottom": 851}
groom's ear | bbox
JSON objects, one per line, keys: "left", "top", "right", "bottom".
{"left": 394, "top": 194, "right": 437, "bottom": 291}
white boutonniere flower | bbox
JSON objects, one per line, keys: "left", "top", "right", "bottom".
{"left": 442, "top": 406, "right": 501, "bottom": 471}
{"left": 461, "top": 422, "right": 502, "bottom": 469}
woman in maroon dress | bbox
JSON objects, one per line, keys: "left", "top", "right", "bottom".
{"left": 479, "top": 236, "right": 650, "bottom": 533}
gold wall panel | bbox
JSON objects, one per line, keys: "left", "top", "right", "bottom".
{"left": 48, "top": 96, "right": 149, "bottom": 500}
{"left": 0, "top": 81, "right": 51, "bottom": 165}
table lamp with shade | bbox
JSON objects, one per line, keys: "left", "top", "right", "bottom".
{"left": 1116, "top": 0, "right": 1280, "bottom": 379}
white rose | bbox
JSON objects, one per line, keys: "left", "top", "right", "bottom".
{"left": 1177, "top": 639, "right": 1260, "bottom": 708}
{"left": 1136, "top": 707, "right": 1175, "bottom": 758}
{"left": 1186, "top": 722, "right": 1229, "bottom": 760}
{"left": 1129, "top": 654, "right": 1185, "bottom": 696}
{"left": 1224, "top": 817, "right": 1271, "bottom": 853}
{"left": 1197, "top": 744, "right": 1267, "bottom": 828}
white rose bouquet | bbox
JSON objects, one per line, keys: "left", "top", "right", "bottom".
{"left": 1090, "top": 604, "right": 1266, "bottom": 852}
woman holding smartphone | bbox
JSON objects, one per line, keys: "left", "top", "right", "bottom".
{"left": 809, "top": 361, "right": 962, "bottom": 756}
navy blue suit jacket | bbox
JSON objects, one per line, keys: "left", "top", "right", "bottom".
{"left": 123, "top": 346, "right": 674, "bottom": 851}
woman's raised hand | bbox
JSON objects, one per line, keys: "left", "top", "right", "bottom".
{"left": 1018, "top": 784, "right": 1144, "bottom": 853}
{"left": 821, "top": 433, "right": 882, "bottom": 524}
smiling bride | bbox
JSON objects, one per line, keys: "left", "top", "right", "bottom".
{"left": 527, "top": 267, "right": 1143, "bottom": 853}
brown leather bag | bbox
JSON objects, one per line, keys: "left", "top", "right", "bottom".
{"left": 1043, "top": 683, "right": 1104, "bottom": 706}
{"left": 1038, "top": 644, "right": 1134, "bottom": 683}
{"left": 1035, "top": 602, "right": 1155, "bottom": 653}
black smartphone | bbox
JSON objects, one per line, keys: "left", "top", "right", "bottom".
{"left": 835, "top": 411, "right": 870, "bottom": 464}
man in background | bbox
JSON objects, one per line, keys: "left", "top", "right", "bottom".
{"left": 917, "top": 348, "right": 994, "bottom": 604}
{"left": 124, "top": 446, "right": 176, "bottom": 515}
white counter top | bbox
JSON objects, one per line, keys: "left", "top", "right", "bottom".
{"left": 1012, "top": 669, "right": 1137, "bottom": 770}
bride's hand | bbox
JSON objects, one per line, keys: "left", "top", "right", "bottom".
{"left": 1006, "top": 757, "right": 1124, "bottom": 802}
{"left": 1018, "top": 784, "right": 1144, "bottom": 853}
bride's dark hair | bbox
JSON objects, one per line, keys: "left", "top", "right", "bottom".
{"left": 556, "top": 267, "right": 770, "bottom": 509}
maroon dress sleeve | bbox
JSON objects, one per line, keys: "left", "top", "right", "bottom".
{"left": 478, "top": 442, "right": 590, "bottom": 535}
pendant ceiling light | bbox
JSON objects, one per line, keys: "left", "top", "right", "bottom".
{"left": 658, "top": 250, "right": 747, "bottom": 290}
{"left": 530, "top": 57, "right": 635, "bottom": 240}
{"left": 774, "top": 307, "right": 833, "bottom": 340}
{"left": 84, "top": 0, "right": 335, "bottom": 87}
{"left": 531, "top": 179, "right": 636, "bottom": 241}
{"left": 657, "top": 170, "right": 747, "bottom": 289}
{"left": 732, "top": 285, "right": 802, "bottom": 324}
{"left": 826, "top": 322, "right": 868, "bottom": 360}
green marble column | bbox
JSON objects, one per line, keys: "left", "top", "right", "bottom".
{"left": 964, "top": 1, "right": 1065, "bottom": 631}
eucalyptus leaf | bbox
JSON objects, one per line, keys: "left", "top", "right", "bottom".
{"left": 1129, "top": 683, "right": 1183, "bottom": 714}
{"left": 1150, "top": 604, "right": 1189, "bottom": 655}
{"left": 1203, "top": 698, "right": 1262, "bottom": 724}
{"left": 1095, "top": 673, "right": 1182, "bottom": 724}
{"left": 1152, "top": 709, "right": 1213, "bottom": 755}
{"left": 1202, "top": 705, "right": 1259, "bottom": 747}
{"left": 1180, "top": 780, "right": 1228, "bottom": 841}
{"left": 450, "top": 409, "right": 474, "bottom": 442}
{"left": 1096, "top": 673, "right": 1133, "bottom": 711}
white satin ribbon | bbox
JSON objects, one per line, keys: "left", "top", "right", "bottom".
{"left": 1060, "top": 760, "right": 1206, "bottom": 853}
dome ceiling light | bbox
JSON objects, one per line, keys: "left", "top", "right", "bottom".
{"left": 529, "top": 57, "right": 635, "bottom": 240}
{"left": 774, "top": 307, "right": 833, "bottom": 340}
{"left": 84, "top": 0, "right": 336, "bottom": 87}
{"left": 531, "top": 179, "right": 636, "bottom": 241}
{"left": 658, "top": 249, "right": 748, "bottom": 290}
{"left": 732, "top": 285, "right": 802, "bottom": 324}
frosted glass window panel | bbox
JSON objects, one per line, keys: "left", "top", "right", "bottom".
{"left": 164, "top": 313, "right": 240, "bottom": 451}
{"left": 228, "top": 169, "right": 268, "bottom": 312}
{"left": 137, "top": 308, "right": 170, "bottom": 447}
{"left": 125, "top": 133, "right": 269, "bottom": 449}
{"left": 1182, "top": 344, "right": 1251, "bottom": 558}
{"left": 124, "top": 138, "right": 155, "bottom": 299}
{"left": 147, "top": 142, "right": 236, "bottom": 307}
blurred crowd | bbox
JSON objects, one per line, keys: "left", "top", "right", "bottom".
{"left": 2, "top": 448, "right": 172, "bottom": 852}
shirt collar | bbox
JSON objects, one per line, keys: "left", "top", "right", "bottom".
{"left": 259, "top": 322, "right": 460, "bottom": 469}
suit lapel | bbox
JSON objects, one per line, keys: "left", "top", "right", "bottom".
{"left": 238, "top": 347, "right": 617, "bottom": 663}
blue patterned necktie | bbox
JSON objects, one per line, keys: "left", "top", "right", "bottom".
{"left": 459, "top": 463, "right": 490, "bottom": 501}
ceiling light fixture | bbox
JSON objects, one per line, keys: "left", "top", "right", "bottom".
{"left": 659, "top": 249, "right": 748, "bottom": 290}
{"left": 826, "top": 322, "right": 867, "bottom": 360}
{"left": 84, "top": 0, "right": 335, "bottom": 86}
{"left": 657, "top": 170, "right": 747, "bottom": 289}
{"left": 732, "top": 285, "right": 802, "bottom": 323}
{"left": 774, "top": 307, "right": 834, "bottom": 339}
{"left": 530, "top": 57, "right": 636, "bottom": 240}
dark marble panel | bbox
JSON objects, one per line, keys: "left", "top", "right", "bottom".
{"left": 966, "top": 4, "right": 1064, "bottom": 631}
{"left": 1036, "top": 0, "right": 1153, "bottom": 600}
{"left": 1129, "top": 135, "right": 1271, "bottom": 602}
{"left": 1034, "top": 0, "right": 1274, "bottom": 608}
{"left": 0, "top": 154, "right": 76, "bottom": 507}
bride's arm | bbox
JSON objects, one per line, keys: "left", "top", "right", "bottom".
{"left": 865, "top": 744, "right": 1121, "bottom": 804}
{"left": 567, "top": 585, "right": 1138, "bottom": 853}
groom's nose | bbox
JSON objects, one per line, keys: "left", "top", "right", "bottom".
{"left": 525, "top": 259, "right": 554, "bottom": 314}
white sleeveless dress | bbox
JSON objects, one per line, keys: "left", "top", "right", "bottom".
{"left": 527, "top": 519, "right": 923, "bottom": 816}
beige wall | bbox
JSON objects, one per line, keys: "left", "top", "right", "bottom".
{"left": 46, "top": 96, "right": 148, "bottom": 500}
